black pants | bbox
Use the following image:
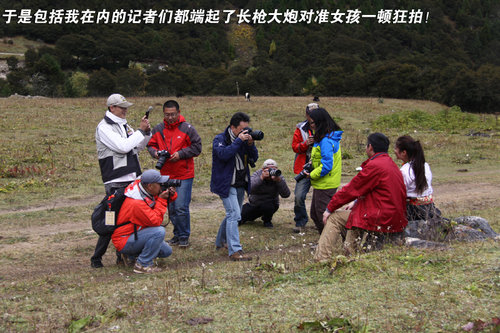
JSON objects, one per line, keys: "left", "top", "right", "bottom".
{"left": 241, "top": 202, "right": 279, "bottom": 224}
{"left": 91, "top": 182, "right": 130, "bottom": 265}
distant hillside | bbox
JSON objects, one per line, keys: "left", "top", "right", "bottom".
{"left": 0, "top": 0, "right": 499, "bottom": 113}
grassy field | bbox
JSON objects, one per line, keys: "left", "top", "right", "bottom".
{"left": 0, "top": 96, "right": 499, "bottom": 332}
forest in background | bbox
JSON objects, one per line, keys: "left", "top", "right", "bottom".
{"left": 0, "top": 0, "right": 499, "bottom": 113}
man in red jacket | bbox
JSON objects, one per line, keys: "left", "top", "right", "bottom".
{"left": 314, "top": 133, "right": 407, "bottom": 262}
{"left": 148, "top": 100, "right": 202, "bottom": 248}
{"left": 112, "top": 169, "right": 177, "bottom": 274}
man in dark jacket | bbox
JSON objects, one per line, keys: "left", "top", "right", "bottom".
{"left": 210, "top": 112, "right": 258, "bottom": 261}
{"left": 148, "top": 100, "right": 202, "bottom": 248}
{"left": 240, "top": 159, "right": 291, "bottom": 228}
{"left": 314, "top": 133, "right": 407, "bottom": 262}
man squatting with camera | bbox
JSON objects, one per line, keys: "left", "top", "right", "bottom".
{"left": 92, "top": 94, "right": 151, "bottom": 268}
{"left": 239, "top": 159, "right": 290, "bottom": 228}
{"left": 112, "top": 169, "right": 177, "bottom": 274}
{"left": 211, "top": 112, "right": 259, "bottom": 261}
{"left": 147, "top": 100, "right": 202, "bottom": 248}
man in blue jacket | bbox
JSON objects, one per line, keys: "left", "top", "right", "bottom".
{"left": 210, "top": 112, "right": 258, "bottom": 261}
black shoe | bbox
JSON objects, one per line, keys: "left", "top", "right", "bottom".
{"left": 91, "top": 260, "right": 104, "bottom": 268}
{"left": 263, "top": 221, "right": 274, "bottom": 228}
{"left": 178, "top": 239, "right": 190, "bottom": 248}
{"left": 167, "top": 236, "right": 180, "bottom": 245}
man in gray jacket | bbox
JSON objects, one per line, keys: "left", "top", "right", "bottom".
{"left": 91, "top": 93, "right": 151, "bottom": 268}
{"left": 239, "top": 159, "right": 291, "bottom": 228}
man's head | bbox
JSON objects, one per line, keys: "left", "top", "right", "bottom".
{"left": 229, "top": 112, "right": 250, "bottom": 136}
{"left": 163, "top": 100, "right": 180, "bottom": 124}
{"left": 305, "top": 103, "right": 319, "bottom": 116}
{"left": 140, "top": 169, "right": 170, "bottom": 196}
{"left": 107, "top": 94, "right": 133, "bottom": 119}
{"left": 366, "top": 132, "right": 390, "bottom": 157}
{"left": 262, "top": 158, "right": 278, "bottom": 170}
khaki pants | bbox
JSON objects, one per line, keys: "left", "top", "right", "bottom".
{"left": 314, "top": 210, "right": 404, "bottom": 262}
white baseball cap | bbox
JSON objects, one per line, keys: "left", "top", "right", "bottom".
{"left": 107, "top": 93, "right": 133, "bottom": 108}
{"left": 262, "top": 159, "right": 278, "bottom": 168}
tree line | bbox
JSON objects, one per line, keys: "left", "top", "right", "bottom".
{"left": 0, "top": 0, "right": 499, "bottom": 113}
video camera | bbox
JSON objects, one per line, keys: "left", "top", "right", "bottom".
{"left": 294, "top": 162, "right": 313, "bottom": 182}
{"left": 243, "top": 127, "right": 264, "bottom": 141}
{"left": 155, "top": 150, "right": 171, "bottom": 170}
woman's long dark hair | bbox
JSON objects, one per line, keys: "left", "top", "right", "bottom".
{"left": 396, "top": 135, "right": 428, "bottom": 195}
{"left": 309, "top": 108, "right": 341, "bottom": 143}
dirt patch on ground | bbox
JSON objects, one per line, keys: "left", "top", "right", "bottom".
{"left": 1, "top": 179, "right": 499, "bottom": 284}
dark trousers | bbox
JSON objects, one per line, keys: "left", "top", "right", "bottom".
{"left": 241, "top": 202, "right": 279, "bottom": 224}
{"left": 91, "top": 182, "right": 130, "bottom": 265}
{"left": 310, "top": 187, "right": 337, "bottom": 234}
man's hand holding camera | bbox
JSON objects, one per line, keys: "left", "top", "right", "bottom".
{"left": 139, "top": 115, "right": 151, "bottom": 132}
{"left": 262, "top": 167, "right": 282, "bottom": 182}
{"left": 238, "top": 129, "right": 254, "bottom": 145}
{"left": 159, "top": 187, "right": 176, "bottom": 200}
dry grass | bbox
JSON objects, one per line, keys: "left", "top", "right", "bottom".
{"left": 0, "top": 96, "right": 499, "bottom": 332}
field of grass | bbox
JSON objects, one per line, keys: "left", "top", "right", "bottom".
{"left": 0, "top": 96, "right": 499, "bottom": 332}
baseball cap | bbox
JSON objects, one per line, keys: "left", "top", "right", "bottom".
{"left": 107, "top": 93, "right": 133, "bottom": 108}
{"left": 262, "top": 159, "right": 278, "bottom": 168}
{"left": 306, "top": 103, "right": 319, "bottom": 115}
{"left": 140, "top": 169, "right": 170, "bottom": 184}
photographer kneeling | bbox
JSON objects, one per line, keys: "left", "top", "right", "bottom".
{"left": 111, "top": 169, "right": 177, "bottom": 274}
{"left": 240, "top": 159, "right": 291, "bottom": 228}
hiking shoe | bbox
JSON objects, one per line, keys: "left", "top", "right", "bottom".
{"left": 216, "top": 243, "right": 228, "bottom": 251}
{"left": 91, "top": 260, "right": 103, "bottom": 268}
{"left": 293, "top": 226, "right": 305, "bottom": 233}
{"left": 133, "top": 262, "right": 162, "bottom": 274}
{"left": 229, "top": 250, "right": 252, "bottom": 261}
{"left": 178, "top": 239, "right": 190, "bottom": 248}
{"left": 167, "top": 236, "right": 180, "bottom": 245}
{"left": 263, "top": 221, "right": 274, "bottom": 228}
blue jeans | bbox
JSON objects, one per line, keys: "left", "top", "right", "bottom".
{"left": 120, "top": 226, "right": 172, "bottom": 267}
{"left": 294, "top": 177, "right": 311, "bottom": 227}
{"left": 168, "top": 178, "right": 193, "bottom": 240}
{"left": 216, "top": 186, "right": 245, "bottom": 256}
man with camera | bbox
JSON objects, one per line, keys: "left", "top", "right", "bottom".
{"left": 291, "top": 103, "right": 318, "bottom": 233}
{"left": 314, "top": 133, "right": 408, "bottom": 262}
{"left": 92, "top": 93, "right": 151, "bottom": 268}
{"left": 112, "top": 169, "right": 177, "bottom": 274}
{"left": 147, "top": 100, "right": 202, "bottom": 248}
{"left": 240, "top": 159, "right": 291, "bottom": 228}
{"left": 211, "top": 112, "right": 259, "bottom": 261}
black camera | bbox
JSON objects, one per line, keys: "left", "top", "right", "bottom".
{"left": 160, "top": 179, "right": 182, "bottom": 192}
{"left": 269, "top": 169, "right": 282, "bottom": 177}
{"left": 294, "top": 162, "right": 313, "bottom": 182}
{"left": 243, "top": 127, "right": 264, "bottom": 141}
{"left": 155, "top": 150, "right": 171, "bottom": 170}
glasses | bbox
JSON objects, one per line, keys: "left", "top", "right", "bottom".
{"left": 164, "top": 112, "right": 178, "bottom": 118}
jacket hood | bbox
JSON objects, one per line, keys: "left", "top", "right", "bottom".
{"left": 327, "top": 130, "right": 343, "bottom": 141}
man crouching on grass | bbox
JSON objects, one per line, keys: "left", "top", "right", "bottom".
{"left": 111, "top": 169, "right": 177, "bottom": 274}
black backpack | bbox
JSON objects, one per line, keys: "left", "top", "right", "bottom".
{"left": 91, "top": 188, "right": 132, "bottom": 236}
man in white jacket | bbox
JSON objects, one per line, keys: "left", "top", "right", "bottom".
{"left": 91, "top": 93, "right": 151, "bottom": 268}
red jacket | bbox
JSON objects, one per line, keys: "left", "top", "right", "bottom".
{"left": 147, "top": 115, "right": 202, "bottom": 180}
{"left": 326, "top": 153, "right": 408, "bottom": 233}
{"left": 111, "top": 179, "right": 177, "bottom": 251}
{"left": 292, "top": 120, "right": 313, "bottom": 174}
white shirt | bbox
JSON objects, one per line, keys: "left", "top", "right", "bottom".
{"left": 400, "top": 161, "right": 433, "bottom": 197}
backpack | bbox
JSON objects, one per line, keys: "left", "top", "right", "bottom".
{"left": 91, "top": 187, "right": 134, "bottom": 237}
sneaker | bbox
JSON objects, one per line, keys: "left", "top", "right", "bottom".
{"left": 133, "top": 262, "right": 163, "bottom": 274}
{"left": 263, "top": 221, "right": 274, "bottom": 228}
{"left": 178, "top": 239, "right": 190, "bottom": 248}
{"left": 167, "top": 236, "right": 180, "bottom": 245}
{"left": 229, "top": 250, "right": 252, "bottom": 261}
{"left": 91, "top": 260, "right": 103, "bottom": 268}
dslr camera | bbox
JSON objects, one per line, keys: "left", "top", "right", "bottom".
{"left": 155, "top": 150, "right": 171, "bottom": 170}
{"left": 243, "top": 127, "right": 264, "bottom": 141}
{"left": 294, "top": 162, "right": 313, "bottom": 182}
{"left": 160, "top": 178, "right": 182, "bottom": 192}
{"left": 268, "top": 168, "right": 282, "bottom": 177}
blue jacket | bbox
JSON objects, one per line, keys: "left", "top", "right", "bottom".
{"left": 210, "top": 127, "right": 259, "bottom": 198}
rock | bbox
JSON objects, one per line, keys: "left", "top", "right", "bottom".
{"left": 454, "top": 216, "right": 499, "bottom": 238}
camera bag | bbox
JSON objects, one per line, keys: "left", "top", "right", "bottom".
{"left": 91, "top": 187, "right": 135, "bottom": 237}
